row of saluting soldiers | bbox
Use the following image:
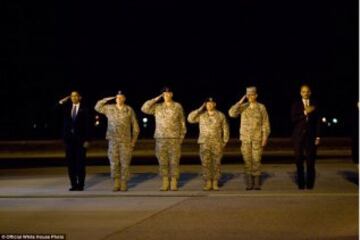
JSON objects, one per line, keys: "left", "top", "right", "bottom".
{"left": 57, "top": 85, "right": 320, "bottom": 192}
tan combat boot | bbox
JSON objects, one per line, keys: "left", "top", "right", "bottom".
{"left": 212, "top": 180, "right": 219, "bottom": 191}
{"left": 170, "top": 177, "right": 178, "bottom": 191}
{"left": 160, "top": 177, "right": 170, "bottom": 191}
{"left": 120, "top": 180, "right": 128, "bottom": 192}
{"left": 203, "top": 180, "right": 212, "bottom": 191}
{"left": 112, "top": 178, "right": 120, "bottom": 192}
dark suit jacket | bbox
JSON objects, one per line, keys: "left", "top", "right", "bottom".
{"left": 59, "top": 103, "right": 91, "bottom": 144}
{"left": 291, "top": 99, "right": 320, "bottom": 142}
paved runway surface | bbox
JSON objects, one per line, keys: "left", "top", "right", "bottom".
{"left": 0, "top": 159, "right": 358, "bottom": 240}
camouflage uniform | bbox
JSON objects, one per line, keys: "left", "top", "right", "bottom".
{"left": 141, "top": 98, "right": 186, "bottom": 179}
{"left": 188, "top": 108, "right": 229, "bottom": 180}
{"left": 95, "top": 99, "right": 140, "bottom": 180}
{"left": 229, "top": 102, "right": 270, "bottom": 176}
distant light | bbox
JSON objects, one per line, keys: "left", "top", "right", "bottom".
{"left": 142, "top": 117, "right": 148, "bottom": 123}
{"left": 95, "top": 120, "right": 100, "bottom": 126}
{"left": 321, "top": 117, "right": 327, "bottom": 123}
{"left": 95, "top": 115, "right": 100, "bottom": 120}
{"left": 327, "top": 122, "right": 331, "bottom": 127}
{"left": 332, "top": 118, "right": 338, "bottom": 124}
{"left": 33, "top": 124, "right": 37, "bottom": 129}
{"left": 143, "top": 123, "right": 148, "bottom": 128}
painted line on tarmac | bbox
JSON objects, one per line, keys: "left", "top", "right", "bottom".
{"left": 207, "top": 192, "right": 358, "bottom": 197}
{"left": 0, "top": 192, "right": 207, "bottom": 199}
{"left": 0, "top": 191, "right": 357, "bottom": 199}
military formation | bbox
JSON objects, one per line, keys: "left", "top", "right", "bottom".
{"left": 59, "top": 85, "right": 320, "bottom": 192}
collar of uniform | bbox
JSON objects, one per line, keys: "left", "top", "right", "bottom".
{"left": 206, "top": 110, "right": 217, "bottom": 116}
{"left": 116, "top": 104, "right": 127, "bottom": 110}
{"left": 162, "top": 101, "right": 175, "bottom": 107}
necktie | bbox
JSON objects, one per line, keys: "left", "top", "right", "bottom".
{"left": 304, "top": 100, "right": 309, "bottom": 121}
{"left": 71, "top": 105, "right": 77, "bottom": 121}
{"left": 303, "top": 99, "right": 309, "bottom": 107}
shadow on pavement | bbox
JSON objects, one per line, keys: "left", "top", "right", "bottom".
{"left": 338, "top": 170, "right": 359, "bottom": 186}
{"left": 287, "top": 171, "right": 298, "bottom": 186}
{"left": 261, "top": 172, "right": 273, "bottom": 184}
{"left": 219, "top": 173, "right": 240, "bottom": 187}
{"left": 128, "top": 173, "right": 158, "bottom": 189}
{"left": 86, "top": 173, "right": 109, "bottom": 188}
{"left": 178, "top": 173, "right": 199, "bottom": 188}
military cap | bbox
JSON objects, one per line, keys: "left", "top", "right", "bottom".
{"left": 116, "top": 90, "right": 125, "bottom": 96}
{"left": 161, "top": 86, "right": 173, "bottom": 93}
{"left": 205, "top": 97, "right": 216, "bottom": 103}
{"left": 246, "top": 86, "right": 257, "bottom": 94}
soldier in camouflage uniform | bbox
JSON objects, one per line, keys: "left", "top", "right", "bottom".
{"left": 94, "top": 91, "right": 140, "bottom": 192}
{"left": 228, "top": 87, "right": 270, "bottom": 190}
{"left": 141, "top": 87, "right": 186, "bottom": 191}
{"left": 188, "top": 97, "right": 229, "bottom": 191}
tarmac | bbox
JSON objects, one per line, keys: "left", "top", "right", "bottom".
{"left": 0, "top": 159, "right": 358, "bottom": 240}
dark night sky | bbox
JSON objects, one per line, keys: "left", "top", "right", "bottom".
{"left": 3, "top": 0, "right": 358, "bottom": 139}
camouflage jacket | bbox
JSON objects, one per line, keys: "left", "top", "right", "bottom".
{"left": 188, "top": 108, "right": 229, "bottom": 144}
{"left": 95, "top": 99, "right": 140, "bottom": 143}
{"left": 141, "top": 98, "right": 186, "bottom": 139}
{"left": 229, "top": 102, "right": 270, "bottom": 142}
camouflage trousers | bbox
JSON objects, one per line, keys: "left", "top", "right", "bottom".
{"left": 155, "top": 139, "right": 181, "bottom": 179}
{"left": 241, "top": 140, "right": 263, "bottom": 176}
{"left": 108, "top": 140, "right": 133, "bottom": 180}
{"left": 199, "top": 141, "right": 224, "bottom": 180}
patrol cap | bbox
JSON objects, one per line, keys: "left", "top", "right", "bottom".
{"left": 205, "top": 97, "right": 216, "bottom": 103}
{"left": 161, "top": 86, "right": 173, "bottom": 93}
{"left": 116, "top": 90, "right": 125, "bottom": 96}
{"left": 246, "top": 86, "right": 257, "bottom": 95}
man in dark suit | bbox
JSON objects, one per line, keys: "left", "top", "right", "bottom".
{"left": 291, "top": 85, "right": 321, "bottom": 190}
{"left": 58, "top": 91, "right": 90, "bottom": 191}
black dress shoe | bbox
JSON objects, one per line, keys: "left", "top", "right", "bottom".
{"left": 69, "top": 187, "right": 77, "bottom": 191}
{"left": 77, "top": 186, "right": 84, "bottom": 191}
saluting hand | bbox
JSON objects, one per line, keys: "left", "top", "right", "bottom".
{"left": 154, "top": 93, "right": 163, "bottom": 102}
{"left": 104, "top": 96, "right": 116, "bottom": 101}
{"left": 239, "top": 94, "right": 247, "bottom": 104}
{"left": 59, "top": 96, "right": 70, "bottom": 104}
{"left": 199, "top": 102, "right": 206, "bottom": 111}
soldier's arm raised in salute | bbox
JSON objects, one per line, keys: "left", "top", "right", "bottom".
{"left": 187, "top": 103, "right": 205, "bottom": 123}
{"left": 228, "top": 95, "right": 248, "bottom": 118}
{"left": 94, "top": 97, "right": 115, "bottom": 115}
{"left": 141, "top": 94, "right": 163, "bottom": 115}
